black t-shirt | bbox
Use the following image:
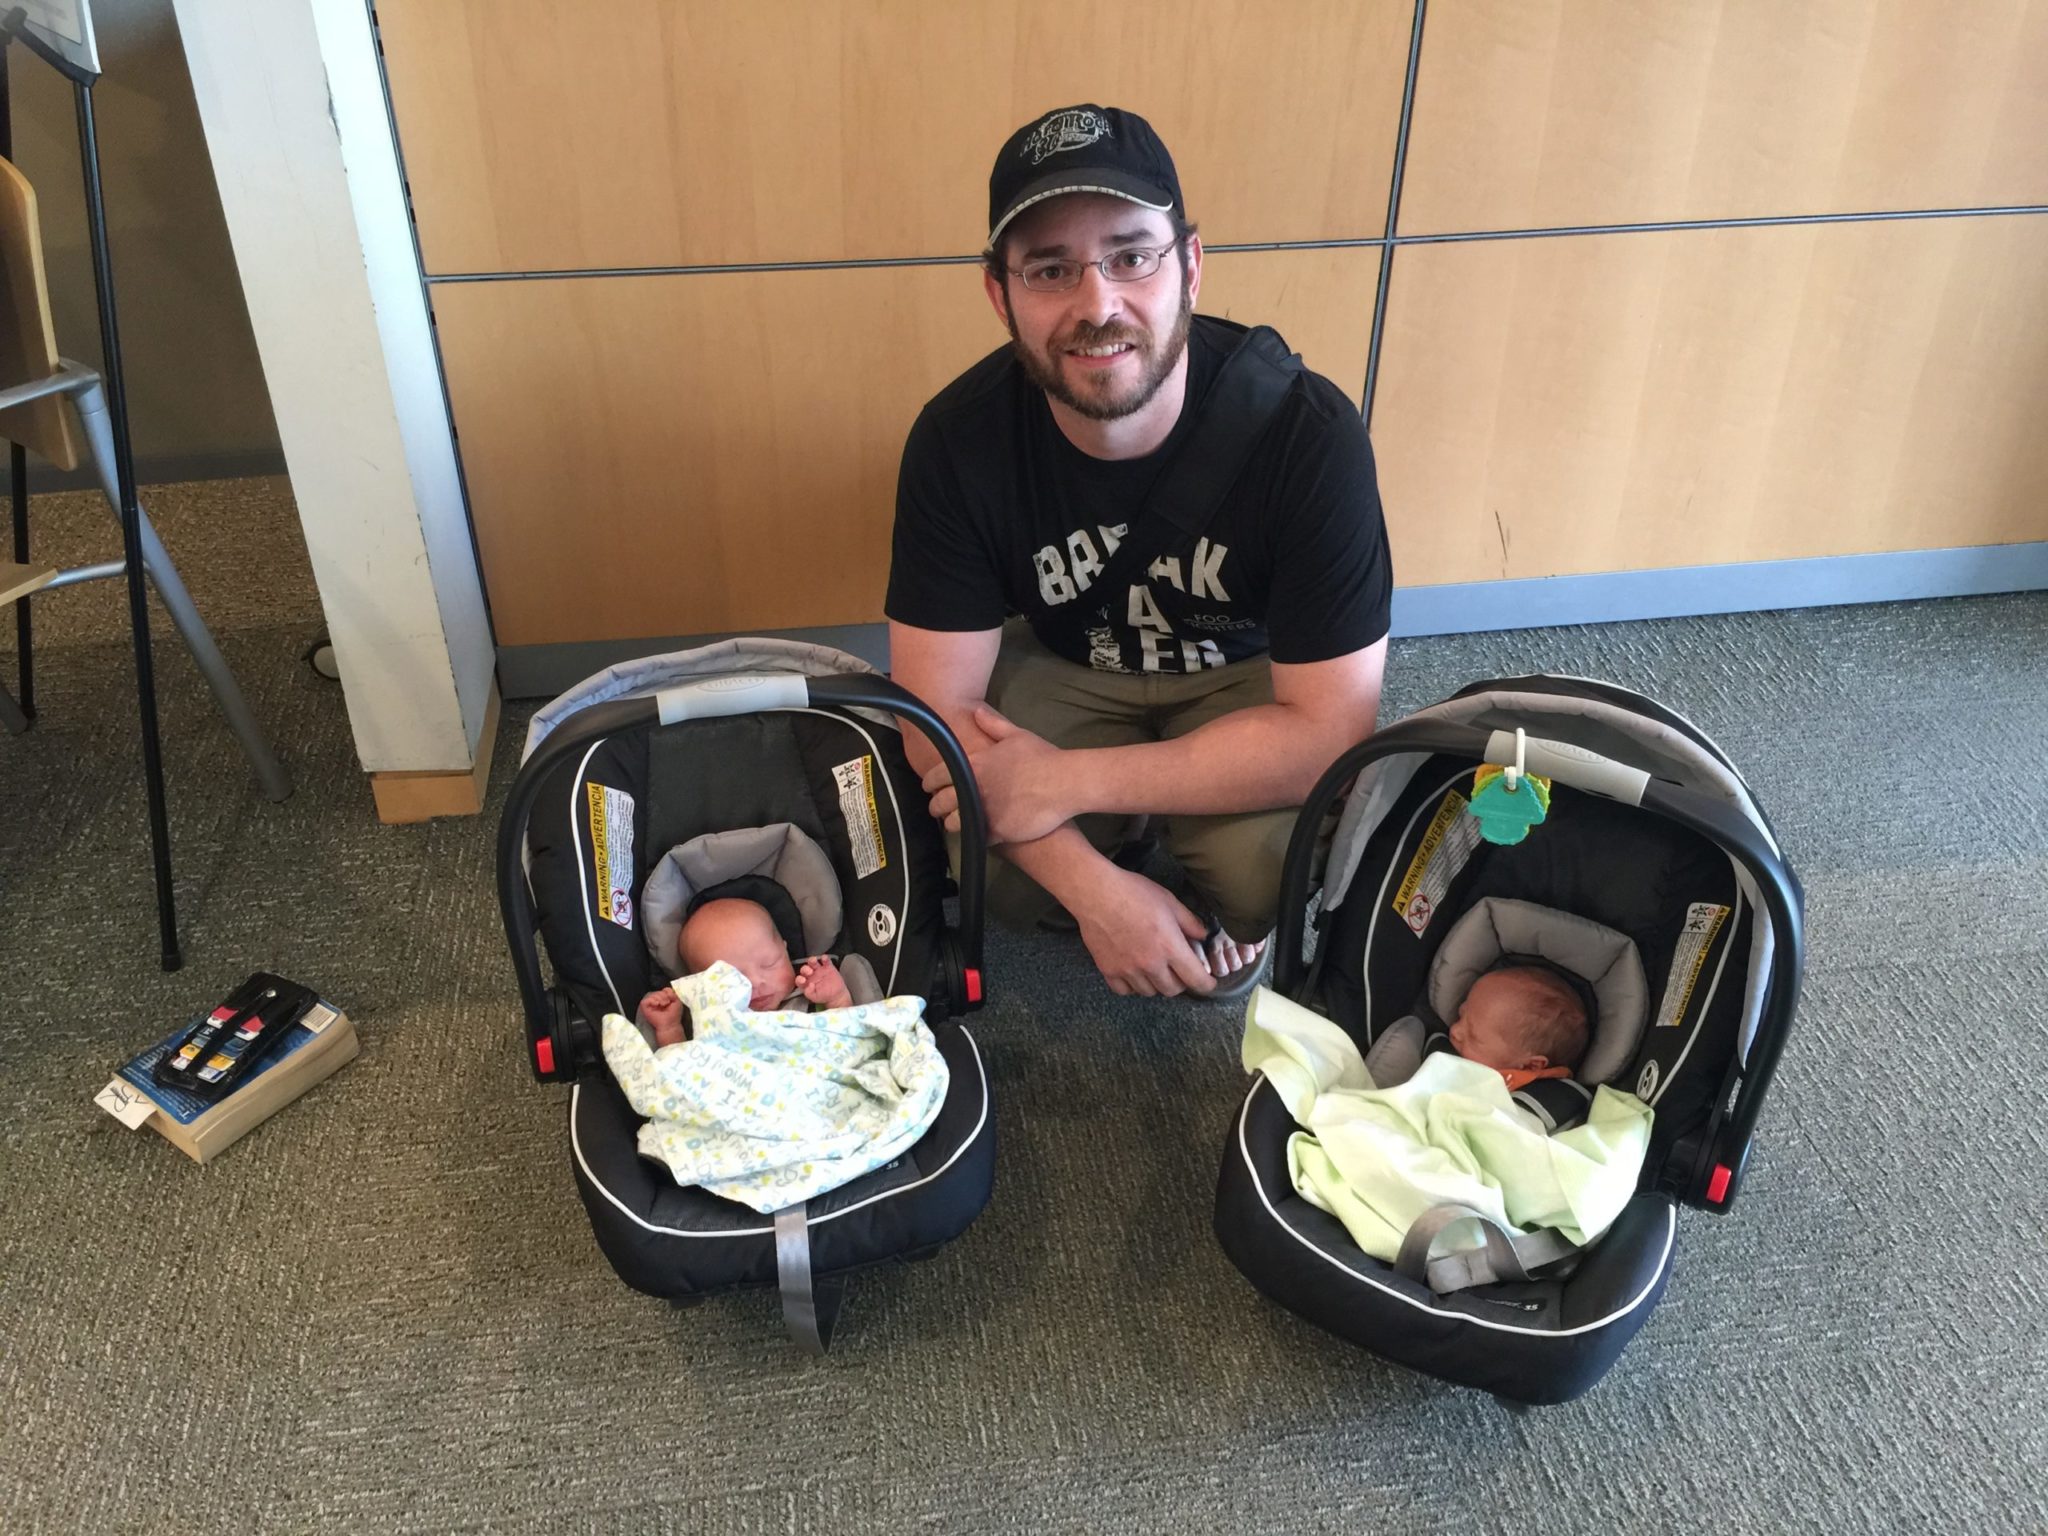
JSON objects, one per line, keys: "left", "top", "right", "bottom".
{"left": 885, "top": 316, "right": 1393, "bottom": 674}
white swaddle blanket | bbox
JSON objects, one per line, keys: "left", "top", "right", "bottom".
{"left": 1242, "top": 987, "right": 1652, "bottom": 1264}
{"left": 602, "top": 961, "right": 949, "bottom": 1212}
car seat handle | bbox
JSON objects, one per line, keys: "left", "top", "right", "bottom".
{"left": 656, "top": 673, "right": 810, "bottom": 723}
{"left": 807, "top": 672, "right": 989, "bottom": 999}
{"left": 1482, "top": 729, "right": 1651, "bottom": 805}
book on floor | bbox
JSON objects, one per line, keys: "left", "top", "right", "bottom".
{"left": 95, "top": 976, "right": 358, "bottom": 1164}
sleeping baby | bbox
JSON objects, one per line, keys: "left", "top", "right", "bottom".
{"left": 604, "top": 896, "right": 950, "bottom": 1211}
{"left": 637, "top": 896, "right": 852, "bottom": 1044}
{"left": 1241, "top": 968, "right": 1647, "bottom": 1271}
{"left": 1363, "top": 961, "right": 1590, "bottom": 1098}
{"left": 1444, "top": 965, "right": 1588, "bottom": 1092}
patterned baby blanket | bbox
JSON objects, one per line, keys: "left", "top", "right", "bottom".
{"left": 601, "top": 961, "right": 948, "bottom": 1211}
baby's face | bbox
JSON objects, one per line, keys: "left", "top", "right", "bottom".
{"left": 724, "top": 918, "right": 795, "bottom": 1010}
{"left": 684, "top": 900, "right": 796, "bottom": 1009}
{"left": 1448, "top": 970, "right": 1557, "bottom": 1072}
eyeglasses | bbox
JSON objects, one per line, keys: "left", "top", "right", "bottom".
{"left": 1008, "top": 239, "right": 1180, "bottom": 293}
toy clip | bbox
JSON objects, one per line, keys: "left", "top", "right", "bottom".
{"left": 1470, "top": 728, "right": 1552, "bottom": 846}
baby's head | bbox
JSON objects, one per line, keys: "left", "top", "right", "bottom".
{"left": 679, "top": 897, "right": 796, "bottom": 1010}
{"left": 1448, "top": 965, "right": 1589, "bottom": 1077}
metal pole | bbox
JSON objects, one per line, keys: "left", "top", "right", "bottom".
{"left": 75, "top": 75, "right": 181, "bottom": 970}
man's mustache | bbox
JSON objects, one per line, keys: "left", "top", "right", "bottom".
{"left": 1059, "top": 320, "right": 1147, "bottom": 352}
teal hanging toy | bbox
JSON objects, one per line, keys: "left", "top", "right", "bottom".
{"left": 1469, "top": 728, "right": 1551, "bottom": 845}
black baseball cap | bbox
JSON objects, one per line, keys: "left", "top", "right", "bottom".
{"left": 986, "top": 104, "right": 1183, "bottom": 251}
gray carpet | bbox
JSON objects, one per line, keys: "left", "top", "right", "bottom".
{"left": 2, "top": 479, "right": 2043, "bottom": 1534}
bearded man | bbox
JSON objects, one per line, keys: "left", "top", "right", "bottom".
{"left": 886, "top": 104, "right": 1393, "bottom": 999}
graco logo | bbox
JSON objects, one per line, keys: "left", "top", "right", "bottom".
{"left": 867, "top": 904, "right": 898, "bottom": 945}
{"left": 1636, "top": 1060, "right": 1661, "bottom": 1099}
{"left": 1023, "top": 108, "right": 1111, "bottom": 164}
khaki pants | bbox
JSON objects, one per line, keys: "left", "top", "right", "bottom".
{"left": 964, "top": 619, "right": 1310, "bottom": 943}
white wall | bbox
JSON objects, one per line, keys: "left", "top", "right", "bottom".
{"left": 168, "top": 0, "right": 492, "bottom": 772}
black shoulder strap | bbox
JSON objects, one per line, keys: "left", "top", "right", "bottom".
{"left": 1085, "top": 323, "right": 1303, "bottom": 600}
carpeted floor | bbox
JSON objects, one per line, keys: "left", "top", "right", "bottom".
{"left": 2, "top": 478, "right": 2043, "bottom": 1534}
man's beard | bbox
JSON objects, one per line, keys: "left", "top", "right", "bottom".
{"left": 1007, "top": 280, "right": 1194, "bottom": 422}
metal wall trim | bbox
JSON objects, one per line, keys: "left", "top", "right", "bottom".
{"left": 1364, "top": 0, "right": 1429, "bottom": 425}
{"left": 422, "top": 204, "right": 2048, "bottom": 287}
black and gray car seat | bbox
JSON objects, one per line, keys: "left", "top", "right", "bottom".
{"left": 1215, "top": 675, "right": 1804, "bottom": 1404}
{"left": 498, "top": 640, "right": 994, "bottom": 1352}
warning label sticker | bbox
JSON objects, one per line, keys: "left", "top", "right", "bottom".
{"left": 832, "top": 757, "right": 886, "bottom": 879}
{"left": 1654, "top": 901, "right": 1731, "bottom": 1027}
{"left": 1390, "top": 791, "right": 1481, "bottom": 936}
{"left": 587, "top": 782, "right": 636, "bottom": 929}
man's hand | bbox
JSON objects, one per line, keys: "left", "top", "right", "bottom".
{"left": 796, "top": 956, "right": 854, "bottom": 1010}
{"left": 922, "top": 704, "right": 1072, "bottom": 845}
{"left": 1070, "top": 865, "right": 1218, "bottom": 998}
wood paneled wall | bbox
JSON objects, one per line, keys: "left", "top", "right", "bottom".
{"left": 433, "top": 248, "right": 1379, "bottom": 646}
{"left": 1380, "top": 0, "right": 2048, "bottom": 589}
{"left": 1397, "top": 0, "right": 2048, "bottom": 233}
{"left": 376, "top": 1, "right": 1412, "bottom": 271}
{"left": 376, "top": 0, "right": 2048, "bottom": 647}
{"left": 1376, "top": 216, "right": 2048, "bottom": 585}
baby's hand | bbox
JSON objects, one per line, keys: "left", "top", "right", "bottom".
{"left": 796, "top": 956, "right": 854, "bottom": 1010}
{"left": 639, "top": 988, "right": 687, "bottom": 1047}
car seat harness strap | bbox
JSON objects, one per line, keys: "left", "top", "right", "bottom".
{"left": 774, "top": 1201, "right": 845, "bottom": 1354}
{"left": 1395, "top": 1202, "right": 1583, "bottom": 1295}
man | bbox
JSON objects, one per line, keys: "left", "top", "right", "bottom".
{"left": 886, "top": 104, "right": 1393, "bottom": 999}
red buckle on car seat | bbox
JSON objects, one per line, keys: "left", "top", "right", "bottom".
{"left": 1705, "top": 1163, "right": 1733, "bottom": 1204}
{"left": 964, "top": 968, "right": 983, "bottom": 1004}
{"left": 535, "top": 1038, "right": 556, "bottom": 1077}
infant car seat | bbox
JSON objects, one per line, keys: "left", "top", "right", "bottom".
{"left": 498, "top": 640, "right": 993, "bottom": 1351}
{"left": 1214, "top": 675, "right": 1804, "bottom": 1404}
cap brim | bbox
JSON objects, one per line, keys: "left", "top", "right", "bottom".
{"left": 986, "top": 168, "right": 1177, "bottom": 250}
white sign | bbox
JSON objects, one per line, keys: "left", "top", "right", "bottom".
{"left": 95, "top": 1077, "right": 156, "bottom": 1130}
{"left": 13, "top": 0, "right": 100, "bottom": 77}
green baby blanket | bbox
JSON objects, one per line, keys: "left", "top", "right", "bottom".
{"left": 1242, "top": 988, "right": 1652, "bottom": 1264}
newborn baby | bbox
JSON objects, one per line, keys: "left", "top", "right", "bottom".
{"left": 1446, "top": 964, "right": 1588, "bottom": 1092}
{"left": 637, "top": 896, "right": 852, "bottom": 1046}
